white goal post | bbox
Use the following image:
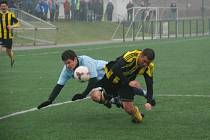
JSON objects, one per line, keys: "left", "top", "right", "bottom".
{"left": 112, "top": 6, "right": 179, "bottom": 40}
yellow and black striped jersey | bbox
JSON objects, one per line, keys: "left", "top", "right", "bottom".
{"left": 0, "top": 11, "right": 19, "bottom": 39}
{"left": 105, "top": 50, "right": 154, "bottom": 84}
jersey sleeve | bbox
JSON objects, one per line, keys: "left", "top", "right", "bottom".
{"left": 57, "top": 66, "right": 72, "bottom": 85}
{"left": 11, "top": 12, "right": 19, "bottom": 26}
{"left": 122, "top": 50, "right": 139, "bottom": 63}
{"left": 83, "top": 60, "right": 98, "bottom": 78}
{"left": 143, "top": 63, "right": 155, "bottom": 104}
{"left": 145, "top": 63, "right": 154, "bottom": 77}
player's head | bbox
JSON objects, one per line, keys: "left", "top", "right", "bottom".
{"left": 0, "top": 0, "right": 8, "bottom": 13}
{"left": 138, "top": 48, "right": 155, "bottom": 67}
{"left": 61, "top": 50, "right": 78, "bottom": 70}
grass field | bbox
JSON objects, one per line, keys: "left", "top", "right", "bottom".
{"left": 0, "top": 37, "right": 210, "bottom": 140}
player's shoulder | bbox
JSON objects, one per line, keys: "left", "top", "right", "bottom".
{"left": 79, "top": 55, "right": 92, "bottom": 60}
{"left": 79, "top": 55, "right": 96, "bottom": 66}
{"left": 7, "top": 10, "right": 15, "bottom": 15}
{"left": 149, "top": 62, "right": 155, "bottom": 68}
{"left": 123, "top": 50, "right": 141, "bottom": 61}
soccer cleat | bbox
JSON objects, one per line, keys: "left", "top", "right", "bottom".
{"left": 132, "top": 112, "right": 144, "bottom": 123}
{"left": 131, "top": 106, "right": 143, "bottom": 123}
{"left": 141, "top": 112, "right": 145, "bottom": 118}
{"left": 11, "top": 59, "right": 15, "bottom": 67}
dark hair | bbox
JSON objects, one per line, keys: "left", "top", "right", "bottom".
{"left": 61, "top": 50, "right": 77, "bottom": 61}
{"left": 142, "top": 48, "right": 155, "bottom": 60}
{"left": 0, "top": 0, "right": 8, "bottom": 5}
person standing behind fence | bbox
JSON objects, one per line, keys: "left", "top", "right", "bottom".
{"left": 64, "top": 0, "right": 70, "bottom": 21}
{"left": 0, "top": 0, "right": 20, "bottom": 67}
{"left": 55, "top": 0, "right": 59, "bottom": 21}
{"left": 126, "top": 0, "right": 134, "bottom": 21}
{"left": 106, "top": 0, "right": 114, "bottom": 21}
{"left": 42, "top": 0, "right": 49, "bottom": 21}
{"left": 170, "top": 2, "right": 177, "bottom": 20}
{"left": 48, "top": 0, "right": 56, "bottom": 22}
{"left": 23, "top": 0, "right": 33, "bottom": 14}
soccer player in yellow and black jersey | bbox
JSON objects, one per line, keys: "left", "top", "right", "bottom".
{"left": 0, "top": 1, "right": 20, "bottom": 67}
{"left": 90, "top": 48, "right": 155, "bottom": 123}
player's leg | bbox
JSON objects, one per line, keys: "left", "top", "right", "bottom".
{"left": 129, "top": 80, "right": 147, "bottom": 97}
{"left": 118, "top": 86, "right": 143, "bottom": 123}
{"left": 89, "top": 87, "right": 112, "bottom": 108}
{"left": 122, "top": 101, "right": 143, "bottom": 123}
{"left": 0, "top": 46, "right": 2, "bottom": 53}
{"left": 0, "top": 39, "right": 2, "bottom": 54}
{"left": 111, "top": 81, "right": 146, "bottom": 108}
{"left": 6, "top": 48, "right": 14, "bottom": 67}
{"left": 4, "top": 39, "right": 14, "bottom": 67}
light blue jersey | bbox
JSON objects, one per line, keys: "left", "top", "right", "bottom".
{"left": 57, "top": 55, "right": 108, "bottom": 85}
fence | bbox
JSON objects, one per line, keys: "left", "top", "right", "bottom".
{"left": 117, "top": 18, "right": 210, "bottom": 42}
{"left": 11, "top": 8, "right": 58, "bottom": 46}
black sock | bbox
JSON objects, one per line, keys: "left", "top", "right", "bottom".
{"left": 133, "top": 88, "right": 147, "bottom": 97}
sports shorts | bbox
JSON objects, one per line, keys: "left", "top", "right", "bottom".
{"left": 0, "top": 39, "right": 13, "bottom": 49}
{"left": 95, "top": 75, "right": 135, "bottom": 101}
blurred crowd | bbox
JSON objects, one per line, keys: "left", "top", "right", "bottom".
{"left": 5, "top": 0, "right": 107, "bottom": 22}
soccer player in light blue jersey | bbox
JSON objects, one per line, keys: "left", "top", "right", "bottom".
{"left": 37, "top": 50, "right": 107, "bottom": 109}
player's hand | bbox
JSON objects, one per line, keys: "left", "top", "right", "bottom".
{"left": 150, "top": 99, "right": 156, "bottom": 106}
{"left": 7, "top": 25, "right": 12, "bottom": 30}
{"left": 37, "top": 100, "right": 52, "bottom": 109}
{"left": 72, "top": 93, "right": 86, "bottom": 101}
{"left": 144, "top": 103, "right": 152, "bottom": 110}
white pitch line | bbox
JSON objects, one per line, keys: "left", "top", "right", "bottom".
{"left": 0, "top": 94, "right": 209, "bottom": 121}
{"left": 0, "top": 97, "right": 90, "bottom": 121}
{"left": 157, "top": 94, "right": 210, "bottom": 97}
{"left": 14, "top": 37, "right": 210, "bottom": 57}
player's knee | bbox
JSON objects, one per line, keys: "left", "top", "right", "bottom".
{"left": 90, "top": 89, "right": 102, "bottom": 102}
{"left": 129, "top": 80, "right": 141, "bottom": 88}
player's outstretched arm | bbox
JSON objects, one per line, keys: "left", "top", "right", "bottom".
{"left": 37, "top": 84, "right": 64, "bottom": 109}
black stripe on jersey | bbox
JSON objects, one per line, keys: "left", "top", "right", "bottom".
{"left": 121, "top": 58, "right": 140, "bottom": 80}
{"left": 5, "top": 13, "right": 9, "bottom": 39}
{"left": 11, "top": 14, "right": 18, "bottom": 23}
{"left": 0, "top": 14, "right": 4, "bottom": 39}
{"left": 121, "top": 58, "right": 136, "bottom": 72}
{"left": 10, "top": 14, "right": 13, "bottom": 37}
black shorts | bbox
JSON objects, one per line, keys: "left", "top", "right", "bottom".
{"left": 95, "top": 76, "right": 135, "bottom": 101}
{"left": 0, "top": 39, "right": 13, "bottom": 49}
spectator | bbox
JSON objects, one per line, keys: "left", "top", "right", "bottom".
{"left": 22, "top": 0, "right": 33, "bottom": 14}
{"left": 48, "top": 0, "right": 56, "bottom": 22}
{"left": 63, "top": 0, "right": 70, "bottom": 20}
{"left": 42, "top": 0, "right": 49, "bottom": 20}
{"left": 94, "top": 0, "right": 103, "bottom": 21}
{"left": 7, "top": 0, "right": 15, "bottom": 8}
{"left": 106, "top": 0, "right": 114, "bottom": 21}
{"left": 71, "top": 0, "right": 76, "bottom": 20}
{"left": 170, "top": 2, "right": 177, "bottom": 20}
{"left": 55, "top": 0, "right": 59, "bottom": 21}
{"left": 34, "top": 1, "right": 43, "bottom": 18}
{"left": 126, "top": 0, "right": 134, "bottom": 21}
{"left": 79, "top": 0, "right": 87, "bottom": 21}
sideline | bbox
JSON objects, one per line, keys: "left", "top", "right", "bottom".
{"left": 13, "top": 37, "right": 210, "bottom": 51}
{"left": 0, "top": 94, "right": 210, "bottom": 121}
{"left": 0, "top": 97, "right": 90, "bottom": 121}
